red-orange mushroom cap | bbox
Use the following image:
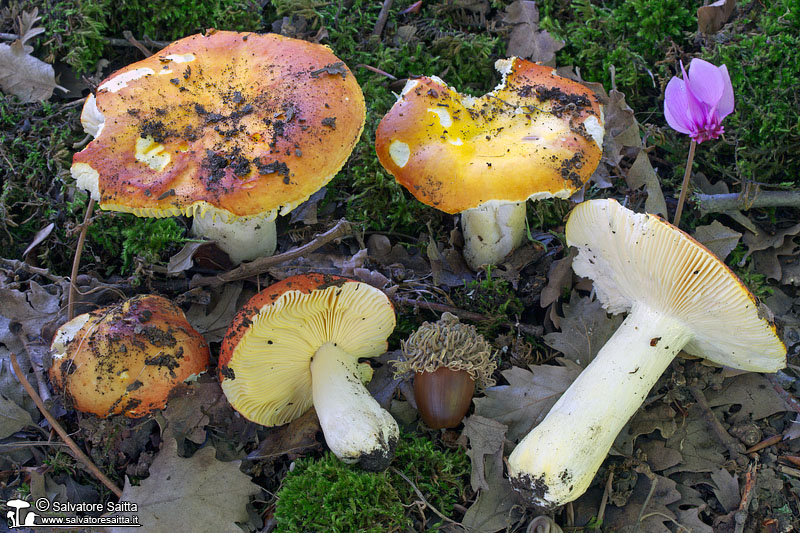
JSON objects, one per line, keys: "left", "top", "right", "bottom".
{"left": 375, "top": 58, "right": 604, "bottom": 269}
{"left": 72, "top": 31, "right": 365, "bottom": 263}
{"left": 49, "top": 295, "right": 210, "bottom": 418}
{"left": 219, "top": 274, "right": 399, "bottom": 470}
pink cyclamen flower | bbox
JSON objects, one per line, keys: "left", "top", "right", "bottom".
{"left": 664, "top": 58, "right": 734, "bottom": 143}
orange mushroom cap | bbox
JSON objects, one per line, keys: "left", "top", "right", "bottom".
{"left": 49, "top": 295, "right": 210, "bottom": 418}
{"left": 375, "top": 58, "right": 604, "bottom": 214}
{"left": 72, "top": 31, "right": 365, "bottom": 219}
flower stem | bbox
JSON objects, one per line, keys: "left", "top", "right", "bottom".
{"left": 672, "top": 139, "right": 697, "bottom": 226}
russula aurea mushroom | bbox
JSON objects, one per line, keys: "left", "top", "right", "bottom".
{"left": 219, "top": 273, "right": 399, "bottom": 470}
{"left": 508, "top": 199, "right": 786, "bottom": 508}
{"left": 49, "top": 295, "right": 210, "bottom": 418}
{"left": 72, "top": 30, "right": 365, "bottom": 264}
{"left": 375, "top": 58, "right": 604, "bottom": 270}
{"left": 394, "top": 312, "right": 496, "bottom": 429}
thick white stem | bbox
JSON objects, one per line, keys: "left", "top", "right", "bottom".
{"left": 311, "top": 342, "right": 399, "bottom": 471}
{"left": 461, "top": 201, "right": 526, "bottom": 270}
{"left": 191, "top": 209, "right": 276, "bottom": 264}
{"left": 508, "top": 304, "right": 692, "bottom": 508}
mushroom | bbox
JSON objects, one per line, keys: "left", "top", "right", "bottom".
{"left": 72, "top": 31, "right": 365, "bottom": 264}
{"left": 219, "top": 273, "right": 399, "bottom": 470}
{"left": 375, "top": 58, "right": 604, "bottom": 270}
{"left": 507, "top": 199, "right": 786, "bottom": 508}
{"left": 49, "top": 295, "right": 210, "bottom": 418}
{"left": 393, "top": 312, "right": 496, "bottom": 429}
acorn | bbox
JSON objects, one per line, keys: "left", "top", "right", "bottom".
{"left": 394, "top": 313, "right": 497, "bottom": 429}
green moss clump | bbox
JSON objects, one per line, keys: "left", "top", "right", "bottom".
{"left": 452, "top": 268, "right": 524, "bottom": 335}
{"left": 109, "top": 0, "right": 263, "bottom": 42}
{"left": 702, "top": 0, "right": 800, "bottom": 186}
{"left": 274, "top": 435, "right": 470, "bottom": 532}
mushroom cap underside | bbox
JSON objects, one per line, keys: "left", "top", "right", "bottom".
{"left": 219, "top": 274, "right": 396, "bottom": 426}
{"left": 565, "top": 199, "right": 786, "bottom": 371}
{"left": 49, "top": 295, "right": 210, "bottom": 417}
{"left": 72, "top": 31, "right": 365, "bottom": 219}
{"left": 375, "top": 57, "right": 604, "bottom": 214}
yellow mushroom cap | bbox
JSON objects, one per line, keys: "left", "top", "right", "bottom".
{"left": 49, "top": 295, "right": 210, "bottom": 417}
{"left": 72, "top": 31, "right": 366, "bottom": 221}
{"left": 566, "top": 199, "right": 786, "bottom": 371}
{"left": 375, "top": 57, "right": 604, "bottom": 214}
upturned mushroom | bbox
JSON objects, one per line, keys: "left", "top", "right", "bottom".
{"left": 375, "top": 58, "right": 604, "bottom": 270}
{"left": 394, "top": 312, "right": 496, "bottom": 429}
{"left": 507, "top": 199, "right": 786, "bottom": 508}
{"left": 72, "top": 30, "right": 365, "bottom": 264}
{"left": 49, "top": 295, "right": 210, "bottom": 417}
{"left": 219, "top": 273, "right": 399, "bottom": 470}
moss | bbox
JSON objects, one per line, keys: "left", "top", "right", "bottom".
{"left": 274, "top": 434, "right": 469, "bottom": 532}
{"left": 109, "top": 0, "right": 263, "bottom": 42}
{"left": 451, "top": 267, "right": 524, "bottom": 335}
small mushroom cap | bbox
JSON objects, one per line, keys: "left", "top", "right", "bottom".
{"left": 219, "top": 274, "right": 396, "bottom": 426}
{"left": 72, "top": 31, "right": 365, "bottom": 220}
{"left": 375, "top": 58, "right": 604, "bottom": 214}
{"left": 49, "top": 295, "right": 210, "bottom": 417}
{"left": 566, "top": 199, "right": 786, "bottom": 371}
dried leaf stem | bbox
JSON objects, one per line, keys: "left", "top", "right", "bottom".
{"left": 189, "top": 218, "right": 353, "bottom": 289}
{"left": 10, "top": 352, "right": 123, "bottom": 498}
{"left": 68, "top": 198, "right": 94, "bottom": 321}
{"left": 372, "top": 0, "right": 394, "bottom": 37}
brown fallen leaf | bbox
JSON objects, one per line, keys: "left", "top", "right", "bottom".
{"left": 698, "top": 0, "right": 736, "bottom": 35}
{"left": 186, "top": 282, "right": 244, "bottom": 343}
{"left": 706, "top": 373, "right": 791, "bottom": 422}
{"left": 0, "top": 9, "right": 64, "bottom": 102}
{"left": 0, "top": 394, "right": 35, "bottom": 439}
{"left": 473, "top": 361, "right": 581, "bottom": 442}
{"left": 503, "top": 0, "right": 564, "bottom": 66}
{"left": 247, "top": 408, "right": 322, "bottom": 460}
{"left": 692, "top": 220, "right": 742, "bottom": 261}
{"left": 709, "top": 467, "right": 740, "bottom": 513}
{"left": 539, "top": 248, "right": 577, "bottom": 308}
{"left": 603, "top": 473, "right": 681, "bottom": 532}
{"left": 626, "top": 149, "right": 667, "bottom": 217}
{"left": 108, "top": 438, "right": 261, "bottom": 533}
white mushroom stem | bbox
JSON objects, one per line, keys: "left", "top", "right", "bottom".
{"left": 508, "top": 303, "right": 692, "bottom": 508}
{"left": 191, "top": 209, "right": 277, "bottom": 264}
{"left": 311, "top": 342, "right": 399, "bottom": 471}
{"left": 461, "top": 201, "right": 526, "bottom": 270}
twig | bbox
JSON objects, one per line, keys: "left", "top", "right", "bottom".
{"left": 596, "top": 471, "right": 613, "bottom": 526}
{"left": 69, "top": 198, "right": 94, "bottom": 321}
{"left": 673, "top": 139, "right": 697, "bottom": 226}
{"left": 10, "top": 352, "right": 123, "bottom": 498}
{"left": 734, "top": 463, "right": 757, "bottom": 533}
{"left": 122, "top": 30, "right": 153, "bottom": 57}
{"left": 390, "top": 466, "right": 458, "bottom": 525}
{"left": 695, "top": 189, "right": 800, "bottom": 215}
{"left": 0, "top": 258, "right": 65, "bottom": 284}
{"left": 634, "top": 476, "right": 658, "bottom": 532}
{"left": 189, "top": 218, "right": 353, "bottom": 289}
{"left": 372, "top": 0, "right": 394, "bottom": 37}
{"left": 745, "top": 433, "right": 783, "bottom": 454}
{"left": 689, "top": 384, "right": 745, "bottom": 464}
{"left": 764, "top": 373, "right": 800, "bottom": 414}
{"left": 356, "top": 64, "right": 398, "bottom": 80}
{"left": 0, "top": 32, "right": 169, "bottom": 50}
{"left": 13, "top": 329, "right": 52, "bottom": 403}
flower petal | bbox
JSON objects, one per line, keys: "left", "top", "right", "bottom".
{"left": 715, "top": 64, "right": 735, "bottom": 118}
{"left": 686, "top": 58, "right": 725, "bottom": 107}
{"left": 664, "top": 77, "right": 694, "bottom": 135}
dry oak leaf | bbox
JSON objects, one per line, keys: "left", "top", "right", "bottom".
{"left": 503, "top": 0, "right": 564, "bottom": 66}
{"left": 473, "top": 361, "right": 581, "bottom": 442}
{"left": 108, "top": 438, "right": 260, "bottom": 533}
{"left": 693, "top": 220, "right": 742, "bottom": 261}
{"left": 0, "top": 9, "right": 63, "bottom": 102}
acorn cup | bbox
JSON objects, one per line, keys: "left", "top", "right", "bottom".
{"left": 394, "top": 313, "right": 497, "bottom": 429}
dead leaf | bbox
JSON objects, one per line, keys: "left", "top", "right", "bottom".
{"left": 168, "top": 242, "right": 210, "bottom": 273}
{"left": 698, "top": 0, "right": 736, "bottom": 34}
{"left": 626, "top": 150, "right": 667, "bottom": 217}
{"left": 539, "top": 248, "right": 577, "bottom": 308}
{"left": 503, "top": 0, "right": 564, "bottom": 65}
{"left": 109, "top": 438, "right": 260, "bottom": 533}
{"left": 0, "top": 394, "right": 35, "bottom": 439}
{"left": 543, "top": 292, "right": 623, "bottom": 367}
{"left": 162, "top": 379, "right": 225, "bottom": 452}
{"left": 693, "top": 220, "right": 742, "bottom": 260}
{"left": 674, "top": 507, "right": 714, "bottom": 533}
{"left": 710, "top": 468, "right": 740, "bottom": 513}
{"left": 613, "top": 404, "right": 678, "bottom": 456}
{"left": 460, "top": 415, "right": 507, "bottom": 492}
{"left": 473, "top": 362, "right": 581, "bottom": 442}
{"left": 785, "top": 414, "right": 800, "bottom": 440}
{"left": 0, "top": 10, "right": 63, "bottom": 102}
{"left": 638, "top": 439, "right": 682, "bottom": 472}
{"left": 288, "top": 188, "right": 326, "bottom": 225}
{"left": 664, "top": 407, "right": 726, "bottom": 474}
{"left": 22, "top": 222, "right": 54, "bottom": 259}
{"left": 247, "top": 408, "right": 322, "bottom": 460}
{"left": 186, "top": 282, "right": 244, "bottom": 343}
{"left": 706, "top": 373, "right": 790, "bottom": 421}
{"left": 603, "top": 473, "right": 681, "bottom": 532}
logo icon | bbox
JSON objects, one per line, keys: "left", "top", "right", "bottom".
{"left": 6, "top": 499, "right": 39, "bottom": 528}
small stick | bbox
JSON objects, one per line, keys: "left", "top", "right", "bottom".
{"left": 765, "top": 373, "right": 800, "bottom": 414}
{"left": 596, "top": 471, "right": 614, "bottom": 525}
{"left": 122, "top": 30, "right": 153, "bottom": 57}
{"left": 13, "top": 329, "right": 51, "bottom": 403}
{"left": 10, "top": 352, "right": 123, "bottom": 497}
{"left": 689, "top": 384, "right": 745, "bottom": 464}
{"left": 733, "top": 463, "right": 757, "bottom": 533}
{"left": 745, "top": 434, "right": 783, "bottom": 454}
{"left": 390, "top": 466, "right": 458, "bottom": 525}
{"left": 673, "top": 139, "right": 697, "bottom": 226}
{"left": 635, "top": 476, "right": 658, "bottom": 531}
{"left": 695, "top": 189, "right": 800, "bottom": 215}
{"left": 68, "top": 198, "right": 94, "bottom": 321}
{"left": 189, "top": 218, "right": 353, "bottom": 289}
{"left": 372, "top": 0, "right": 394, "bottom": 37}
{"left": 356, "top": 64, "right": 398, "bottom": 80}
{"left": 0, "top": 32, "right": 169, "bottom": 50}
